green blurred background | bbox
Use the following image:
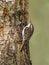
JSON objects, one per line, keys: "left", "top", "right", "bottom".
{"left": 29, "top": 0, "right": 49, "bottom": 65}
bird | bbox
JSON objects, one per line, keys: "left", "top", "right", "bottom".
{"left": 20, "top": 22, "right": 34, "bottom": 51}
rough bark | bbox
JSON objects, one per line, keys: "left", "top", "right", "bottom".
{"left": 0, "top": 0, "right": 34, "bottom": 65}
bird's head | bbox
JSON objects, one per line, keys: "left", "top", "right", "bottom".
{"left": 27, "top": 22, "right": 34, "bottom": 34}
{"left": 22, "top": 22, "right": 34, "bottom": 41}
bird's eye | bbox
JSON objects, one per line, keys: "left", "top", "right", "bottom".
{"left": 6, "top": 0, "right": 15, "bottom": 5}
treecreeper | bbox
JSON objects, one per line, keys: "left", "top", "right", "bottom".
{"left": 0, "top": 0, "right": 34, "bottom": 65}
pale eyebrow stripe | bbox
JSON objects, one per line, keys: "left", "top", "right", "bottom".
{"left": 6, "top": 0, "right": 12, "bottom": 2}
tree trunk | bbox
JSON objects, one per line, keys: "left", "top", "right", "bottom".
{"left": 0, "top": 0, "right": 34, "bottom": 65}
